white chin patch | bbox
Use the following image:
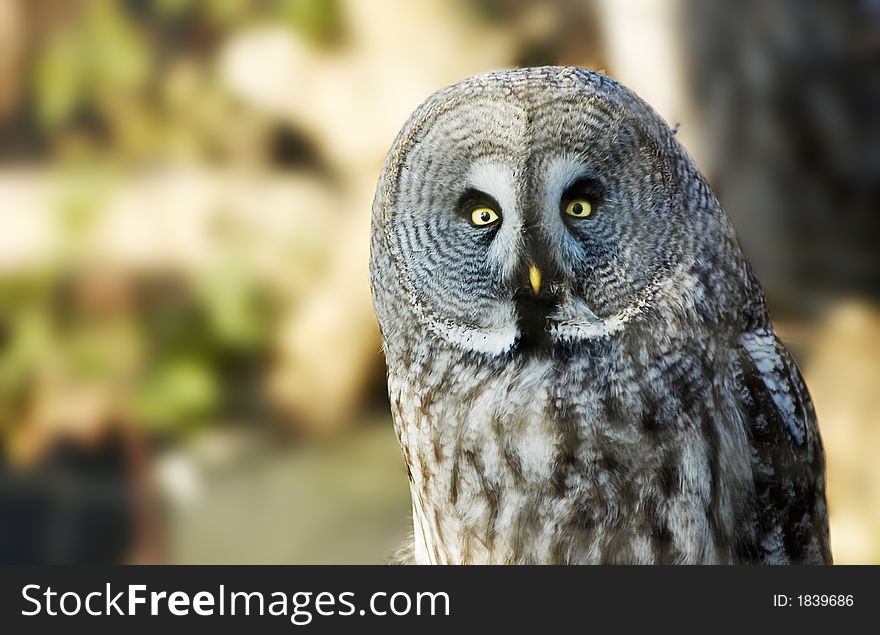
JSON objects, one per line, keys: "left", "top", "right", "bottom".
{"left": 549, "top": 297, "right": 636, "bottom": 341}
{"left": 548, "top": 271, "right": 685, "bottom": 342}
{"left": 550, "top": 315, "right": 628, "bottom": 341}
{"left": 427, "top": 299, "right": 520, "bottom": 355}
{"left": 434, "top": 321, "right": 519, "bottom": 355}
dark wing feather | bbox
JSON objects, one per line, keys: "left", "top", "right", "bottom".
{"left": 736, "top": 330, "right": 832, "bottom": 564}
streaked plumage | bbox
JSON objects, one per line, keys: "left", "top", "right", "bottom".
{"left": 370, "top": 67, "right": 831, "bottom": 564}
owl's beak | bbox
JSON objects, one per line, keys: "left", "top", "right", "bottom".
{"left": 528, "top": 264, "right": 542, "bottom": 295}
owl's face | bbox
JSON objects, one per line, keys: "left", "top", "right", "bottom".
{"left": 379, "top": 68, "right": 711, "bottom": 356}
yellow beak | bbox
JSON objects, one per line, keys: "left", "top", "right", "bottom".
{"left": 528, "top": 264, "right": 542, "bottom": 295}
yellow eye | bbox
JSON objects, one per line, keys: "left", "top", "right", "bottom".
{"left": 565, "top": 198, "right": 592, "bottom": 218}
{"left": 470, "top": 207, "right": 500, "bottom": 226}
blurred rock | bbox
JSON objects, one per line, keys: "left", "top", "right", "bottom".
{"left": 268, "top": 179, "right": 381, "bottom": 435}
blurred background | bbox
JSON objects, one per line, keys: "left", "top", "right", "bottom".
{"left": 0, "top": 0, "right": 877, "bottom": 564}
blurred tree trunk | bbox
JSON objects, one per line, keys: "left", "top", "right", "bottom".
{"left": 683, "top": 0, "right": 880, "bottom": 317}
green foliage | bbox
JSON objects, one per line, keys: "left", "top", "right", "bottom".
{"left": 2, "top": 0, "right": 335, "bottom": 444}
{"left": 33, "top": 0, "right": 151, "bottom": 128}
{"left": 30, "top": 0, "right": 343, "bottom": 163}
{"left": 198, "top": 256, "right": 274, "bottom": 351}
{"left": 0, "top": 308, "right": 52, "bottom": 406}
{"left": 133, "top": 357, "right": 219, "bottom": 432}
{"left": 273, "top": 0, "right": 343, "bottom": 42}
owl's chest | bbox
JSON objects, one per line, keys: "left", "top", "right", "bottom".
{"left": 389, "top": 351, "right": 747, "bottom": 564}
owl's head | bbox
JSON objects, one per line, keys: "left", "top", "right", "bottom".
{"left": 371, "top": 67, "right": 748, "bottom": 358}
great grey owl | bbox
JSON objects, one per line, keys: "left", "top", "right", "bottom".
{"left": 369, "top": 67, "right": 831, "bottom": 564}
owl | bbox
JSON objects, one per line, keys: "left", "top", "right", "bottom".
{"left": 369, "top": 67, "right": 831, "bottom": 564}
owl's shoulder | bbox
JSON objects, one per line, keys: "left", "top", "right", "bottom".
{"left": 734, "top": 328, "right": 831, "bottom": 563}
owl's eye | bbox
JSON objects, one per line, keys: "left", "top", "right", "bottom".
{"left": 564, "top": 198, "right": 593, "bottom": 218}
{"left": 560, "top": 177, "right": 603, "bottom": 221}
{"left": 470, "top": 207, "right": 501, "bottom": 227}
